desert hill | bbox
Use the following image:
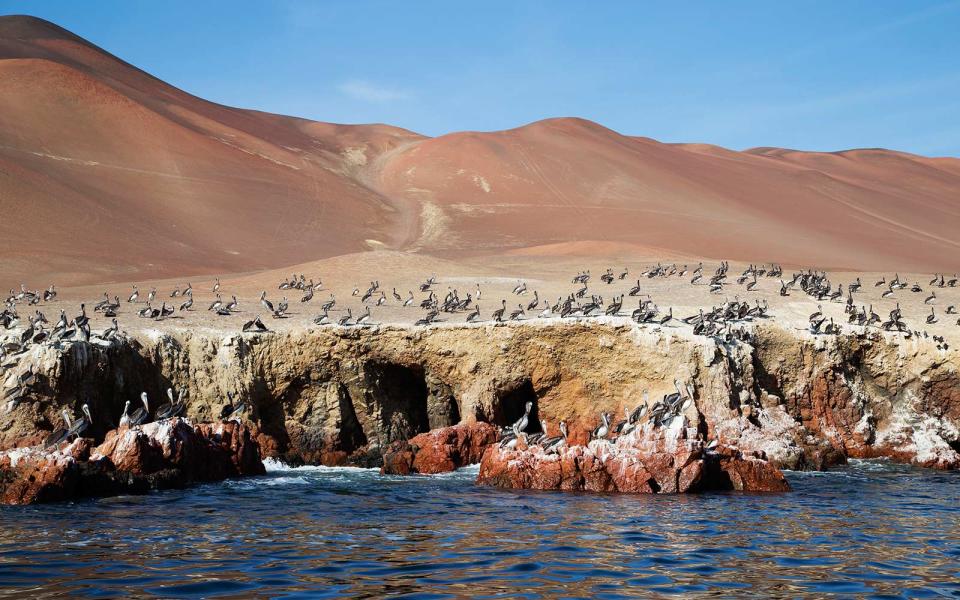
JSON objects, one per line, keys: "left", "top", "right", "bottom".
{"left": 1, "top": 15, "right": 959, "bottom": 287}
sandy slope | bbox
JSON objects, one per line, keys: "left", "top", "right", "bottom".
{"left": 1, "top": 15, "right": 959, "bottom": 291}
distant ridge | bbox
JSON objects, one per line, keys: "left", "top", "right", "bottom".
{"left": 1, "top": 15, "right": 959, "bottom": 286}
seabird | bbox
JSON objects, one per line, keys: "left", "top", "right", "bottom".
{"left": 242, "top": 316, "right": 269, "bottom": 332}
{"left": 356, "top": 306, "right": 372, "bottom": 326}
{"left": 43, "top": 409, "right": 73, "bottom": 449}
{"left": 542, "top": 421, "right": 568, "bottom": 454}
{"left": 466, "top": 305, "right": 480, "bottom": 323}
{"left": 129, "top": 392, "right": 150, "bottom": 426}
{"left": 67, "top": 404, "right": 93, "bottom": 439}
{"left": 591, "top": 412, "right": 611, "bottom": 440}
{"left": 220, "top": 392, "right": 246, "bottom": 422}
{"left": 156, "top": 388, "right": 187, "bottom": 420}
{"left": 492, "top": 299, "right": 507, "bottom": 322}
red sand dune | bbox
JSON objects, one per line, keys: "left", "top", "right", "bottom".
{"left": 1, "top": 15, "right": 959, "bottom": 288}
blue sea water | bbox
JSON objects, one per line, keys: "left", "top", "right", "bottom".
{"left": 1, "top": 459, "right": 958, "bottom": 598}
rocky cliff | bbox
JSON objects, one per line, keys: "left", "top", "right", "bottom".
{"left": 2, "top": 321, "right": 958, "bottom": 471}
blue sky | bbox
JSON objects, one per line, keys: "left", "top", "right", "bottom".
{"left": 4, "top": 1, "right": 960, "bottom": 155}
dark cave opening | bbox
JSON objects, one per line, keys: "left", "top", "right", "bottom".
{"left": 366, "top": 362, "right": 431, "bottom": 443}
{"left": 490, "top": 380, "right": 542, "bottom": 433}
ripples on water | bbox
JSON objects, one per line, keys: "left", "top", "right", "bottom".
{"left": 1, "top": 458, "right": 959, "bottom": 598}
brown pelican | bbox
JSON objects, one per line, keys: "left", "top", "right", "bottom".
{"left": 466, "top": 305, "right": 480, "bottom": 323}
{"left": 242, "top": 316, "right": 269, "bottom": 332}
{"left": 591, "top": 412, "right": 611, "bottom": 440}
{"left": 220, "top": 392, "right": 246, "bottom": 421}
{"left": 43, "top": 409, "right": 73, "bottom": 449}
{"left": 356, "top": 306, "right": 372, "bottom": 326}
{"left": 499, "top": 423, "right": 522, "bottom": 450}
{"left": 129, "top": 393, "right": 150, "bottom": 426}
{"left": 67, "top": 404, "right": 93, "bottom": 439}
{"left": 119, "top": 400, "right": 132, "bottom": 428}
{"left": 542, "top": 421, "right": 568, "bottom": 453}
{"left": 156, "top": 388, "right": 187, "bottom": 419}
{"left": 259, "top": 291, "right": 274, "bottom": 313}
{"left": 492, "top": 299, "right": 507, "bottom": 322}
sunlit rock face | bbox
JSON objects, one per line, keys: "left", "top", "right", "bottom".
{"left": 2, "top": 322, "right": 958, "bottom": 474}
{"left": 476, "top": 421, "right": 790, "bottom": 494}
{"left": 0, "top": 418, "right": 264, "bottom": 505}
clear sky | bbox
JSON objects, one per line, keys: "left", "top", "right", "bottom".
{"left": 4, "top": 1, "right": 959, "bottom": 156}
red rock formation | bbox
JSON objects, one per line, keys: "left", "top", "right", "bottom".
{"left": 381, "top": 422, "right": 500, "bottom": 475}
{"left": 0, "top": 419, "right": 264, "bottom": 505}
{"left": 477, "top": 422, "right": 789, "bottom": 494}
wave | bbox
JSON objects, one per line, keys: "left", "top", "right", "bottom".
{"left": 262, "top": 457, "right": 380, "bottom": 474}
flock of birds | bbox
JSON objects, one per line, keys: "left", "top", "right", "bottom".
{"left": 37, "top": 386, "right": 246, "bottom": 451}
{"left": 497, "top": 380, "right": 713, "bottom": 455}
{"left": 2, "top": 261, "right": 958, "bottom": 418}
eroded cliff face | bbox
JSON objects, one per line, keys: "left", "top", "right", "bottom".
{"left": 2, "top": 322, "right": 958, "bottom": 470}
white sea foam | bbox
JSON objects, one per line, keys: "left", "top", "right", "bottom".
{"left": 262, "top": 457, "right": 378, "bottom": 474}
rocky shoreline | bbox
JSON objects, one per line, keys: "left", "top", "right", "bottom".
{"left": 0, "top": 418, "right": 263, "bottom": 505}
{"left": 1, "top": 320, "right": 958, "bottom": 504}
{"left": 477, "top": 421, "right": 789, "bottom": 493}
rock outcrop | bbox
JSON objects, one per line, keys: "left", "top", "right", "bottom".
{"left": 477, "top": 422, "right": 789, "bottom": 494}
{"left": 0, "top": 419, "right": 264, "bottom": 505}
{"left": 2, "top": 322, "right": 958, "bottom": 472}
{"left": 381, "top": 422, "right": 499, "bottom": 475}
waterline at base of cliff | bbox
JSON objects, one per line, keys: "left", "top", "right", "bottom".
{"left": 1, "top": 459, "right": 958, "bottom": 597}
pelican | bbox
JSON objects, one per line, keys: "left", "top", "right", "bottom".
{"left": 129, "top": 392, "right": 150, "bottom": 426}
{"left": 242, "top": 316, "right": 269, "bottom": 332}
{"left": 356, "top": 306, "right": 372, "bottom": 326}
{"left": 156, "top": 388, "right": 186, "bottom": 419}
{"left": 527, "top": 419, "right": 549, "bottom": 445}
{"left": 119, "top": 400, "right": 132, "bottom": 428}
{"left": 499, "top": 424, "right": 521, "bottom": 450}
{"left": 526, "top": 291, "right": 539, "bottom": 312}
{"left": 128, "top": 286, "right": 139, "bottom": 303}
{"left": 260, "top": 291, "right": 274, "bottom": 313}
{"left": 67, "top": 404, "right": 93, "bottom": 439}
{"left": 466, "top": 305, "right": 480, "bottom": 323}
{"left": 43, "top": 410, "right": 72, "bottom": 449}
{"left": 542, "top": 421, "right": 568, "bottom": 454}
{"left": 492, "top": 299, "right": 507, "bottom": 322}
{"left": 220, "top": 392, "right": 246, "bottom": 422}
{"left": 591, "top": 412, "right": 611, "bottom": 440}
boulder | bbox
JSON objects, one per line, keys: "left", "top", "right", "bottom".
{"left": 381, "top": 422, "right": 500, "bottom": 475}
{"left": 477, "top": 422, "right": 790, "bottom": 494}
{"left": 0, "top": 418, "right": 264, "bottom": 505}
